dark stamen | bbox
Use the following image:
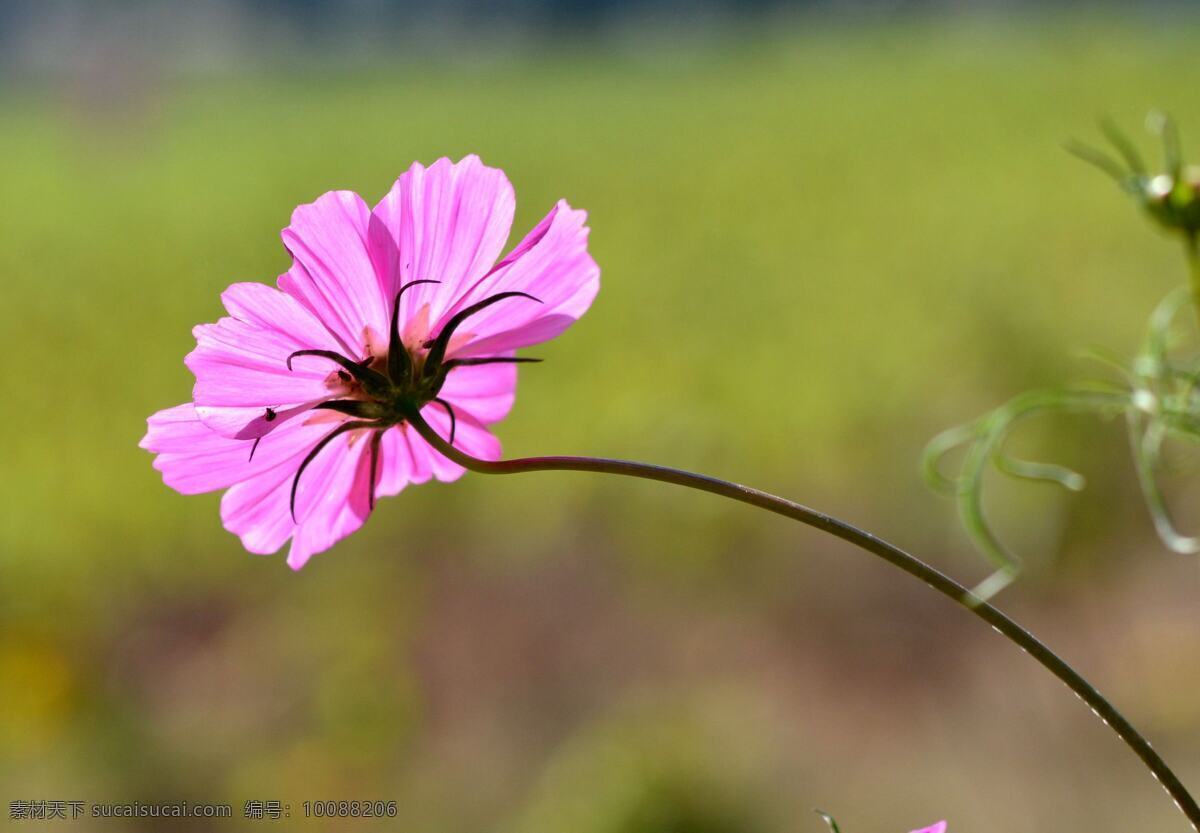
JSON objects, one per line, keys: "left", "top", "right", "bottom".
{"left": 367, "top": 430, "right": 383, "bottom": 510}
{"left": 432, "top": 397, "right": 458, "bottom": 444}
{"left": 287, "top": 349, "right": 391, "bottom": 394}
{"left": 314, "top": 399, "right": 379, "bottom": 418}
{"left": 442, "top": 357, "right": 542, "bottom": 371}
{"left": 290, "top": 420, "right": 378, "bottom": 522}
{"left": 423, "top": 291, "right": 541, "bottom": 376}
{"left": 264, "top": 407, "right": 277, "bottom": 422}
{"left": 389, "top": 279, "right": 441, "bottom": 384}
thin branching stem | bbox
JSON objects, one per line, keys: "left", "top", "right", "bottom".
{"left": 922, "top": 387, "right": 1130, "bottom": 600}
{"left": 404, "top": 410, "right": 1200, "bottom": 829}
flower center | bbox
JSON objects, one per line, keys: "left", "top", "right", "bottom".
{"left": 282, "top": 279, "right": 543, "bottom": 520}
{"left": 326, "top": 344, "right": 448, "bottom": 428}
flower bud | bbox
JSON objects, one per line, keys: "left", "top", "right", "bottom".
{"left": 1070, "top": 113, "right": 1200, "bottom": 240}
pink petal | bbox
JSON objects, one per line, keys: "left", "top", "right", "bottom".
{"left": 278, "top": 190, "right": 390, "bottom": 356}
{"left": 378, "top": 423, "right": 436, "bottom": 488}
{"left": 909, "top": 823, "right": 947, "bottom": 833}
{"left": 443, "top": 200, "right": 599, "bottom": 358}
{"left": 424, "top": 430, "right": 465, "bottom": 483}
{"left": 222, "top": 280, "right": 340, "bottom": 346}
{"left": 147, "top": 404, "right": 373, "bottom": 564}
{"left": 370, "top": 155, "right": 516, "bottom": 327}
{"left": 141, "top": 403, "right": 328, "bottom": 495}
{"left": 404, "top": 425, "right": 435, "bottom": 484}
{"left": 186, "top": 282, "right": 344, "bottom": 438}
{"left": 220, "top": 459, "right": 299, "bottom": 555}
{"left": 375, "top": 426, "right": 414, "bottom": 498}
{"left": 219, "top": 418, "right": 375, "bottom": 566}
{"left": 285, "top": 428, "right": 374, "bottom": 569}
{"left": 436, "top": 359, "right": 518, "bottom": 424}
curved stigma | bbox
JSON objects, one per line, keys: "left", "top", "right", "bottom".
{"left": 290, "top": 419, "right": 380, "bottom": 522}
{"left": 367, "top": 429, "right": 383, "bottom": 510}
{"left": 442, "top": 356, "right": 542, "bottom": 371}
{"left": 422, "top": 291, "right": 541, "bottom": 376}
{"left": 431, "top": 398, "right": 458, "bottom": 444}
{"left": 287, "top": 349, "right": 391, "bottom": 394}
{"left": 389, "top": 279, "right": 441, "bottom": 384}
{"left": 313, "top": 399, "right": 380, "bottom": 418}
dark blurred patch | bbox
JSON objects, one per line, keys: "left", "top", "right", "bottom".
{"left": 606, "top": 774, "right": 769, "bottom": 833}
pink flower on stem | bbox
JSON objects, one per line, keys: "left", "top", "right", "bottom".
{"left": 142, "top": 156, "right": 600, "bottom": 568}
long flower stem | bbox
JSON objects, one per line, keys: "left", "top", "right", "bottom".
{"left": 406, "top": 411, "right": 1200, "bottom": 828}
{"left": 1186, "top": 233, "right": 1200, "bottom": 332}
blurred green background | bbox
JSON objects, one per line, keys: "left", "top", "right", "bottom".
{"left": 5, "top": 6, "right": 1200, "bottom": 832}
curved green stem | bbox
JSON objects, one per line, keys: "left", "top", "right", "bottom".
{"left": 405, "top": 410, "right": 1200, "bottom": 829}
{"left": 923, "top": 387, "right": 1129, "bottom": 602}
{"left": 1129, "top": 412, "right": 1200, "bottom": 555}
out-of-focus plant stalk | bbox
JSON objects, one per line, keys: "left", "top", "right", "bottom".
{"left": 404, "top": 410, "right": 1200, "bottom": 830}
{"left": 1185, "top": 232, "right": 1200, "bottom": 328}
{"left": 930, "top": 116, "right": 1200, "bottom": 595}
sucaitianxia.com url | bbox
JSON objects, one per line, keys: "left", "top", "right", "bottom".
{"left": 9, "top": 801, "right": 232, "bottom": 820}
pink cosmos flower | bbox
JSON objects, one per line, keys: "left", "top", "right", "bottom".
{"left": 141, "top": 156, "right": 599, "bottom": 568}
{"left": 909, "top": 824, "right": 946, "bottom": 833}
